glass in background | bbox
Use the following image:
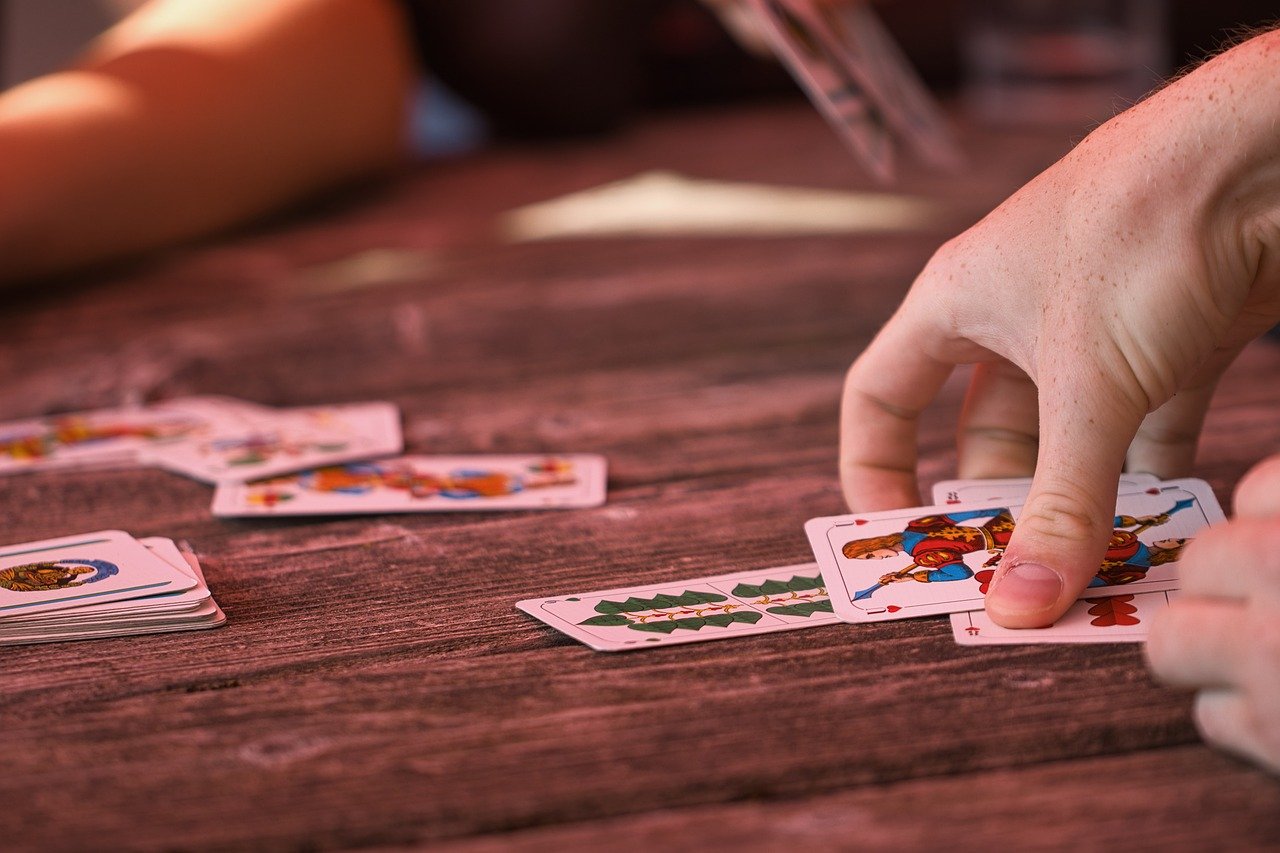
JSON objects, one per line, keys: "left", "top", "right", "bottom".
{"left": 963, "top": 0, "right": 1169, "bottom": 128}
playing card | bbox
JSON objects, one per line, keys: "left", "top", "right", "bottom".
{"left": 0, "top": 537, "right": 210, "bottom": 625}
{"left": 822, "top": 2, "right": 960, "bottom": 169}
{"left": 931, "top": 473, "right": 1160, "bottom": 506}
{"left": 0, "top": 530, "right": 197, "bottom": 618}
{"left": 806, "top": 479, "right": 1222, "bottom": 623}
{"left": 517, "top": 562, "right": 838, "bottom": 652}
{"left": 211, "top": 454, "right": 607, "bottom": 516}
{"left": 746, "top": 0, "right": 895, "bottom": 181}
{"left": 143, "top": 401, "right": 402, "bottom": 484}
{"left": 0, "top": 402, "right": 223, "bottom": 475}
{"left": 951, "top": 590, "right": 1177, "bottom": 645}
{"left": 0, "top": 537, "right": 226, "bottom": 644}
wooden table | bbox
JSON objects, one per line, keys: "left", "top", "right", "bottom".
{"left": 3, "top": 103, "right": 1279, "bottom": 851}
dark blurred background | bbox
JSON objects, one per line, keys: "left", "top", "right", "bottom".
{"left": 4, "top": 0, "right": 1277, "bottom": 138}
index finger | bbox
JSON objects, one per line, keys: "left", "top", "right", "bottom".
{"left": 840, "top": 305, "right": 956, "bottom": 510}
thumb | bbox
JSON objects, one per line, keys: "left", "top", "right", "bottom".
{"left": 984, "top": 381, "right": 1145, "bottom": 628}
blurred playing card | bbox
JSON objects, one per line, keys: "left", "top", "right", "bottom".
{"left": 212, "top": 454, "right": 607, "bottom": 516}
{"left": 143, "top": 401, "right": 402, "bottom": 484}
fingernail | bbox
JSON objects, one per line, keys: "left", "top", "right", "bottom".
{"left": 988, "top": 562, "right": 1062, "bottom": 614}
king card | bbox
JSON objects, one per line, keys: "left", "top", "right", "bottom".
{"left": 517, "top": 562, "right": 838, "bottom": 651}
{"left": 806, "top": 479, "right": 1222, "bottom": 624}
{"left": 211, "top": 454, "right": 607, "bottom": 516}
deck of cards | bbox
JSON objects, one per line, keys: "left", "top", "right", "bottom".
{"left": 1, "top": 397, "right": 607, "bottom": 515}
{"left": 0, "top": 530, "right": 225, "bottom": 645}
{"left": 519, "top": 475, "right": 1223, "bottom": 651}
{"left": 2, "top": 396, "right": 608, "bottom": 646}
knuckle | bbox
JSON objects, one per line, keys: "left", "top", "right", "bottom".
{"left": 1018, "top": 490, "right": 1110, "bottom": 545}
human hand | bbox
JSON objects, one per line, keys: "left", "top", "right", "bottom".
{"left": 1146, "top": 453, "right": 1280, "bottom": 774}
{"left": 839, "top": 31, "right": 1280, "bottom": 628}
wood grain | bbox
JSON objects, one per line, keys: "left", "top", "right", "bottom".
{"left": 1, "top": 103, "right": 1277, "bottom": 851}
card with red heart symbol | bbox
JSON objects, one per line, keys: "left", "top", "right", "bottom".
{"left": 950, "top": 590, "right": 1179, "bottom": 645}
{"left": 805, "top": 479, "right": 1221, "bottom": 624}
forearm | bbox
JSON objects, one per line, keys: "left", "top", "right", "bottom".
{"left": 0, "top": 0, "right": 416, "bottom": 283}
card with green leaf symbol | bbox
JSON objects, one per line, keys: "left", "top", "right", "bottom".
{"left": 516, "top": 563, "right": 841, "bottom": 651}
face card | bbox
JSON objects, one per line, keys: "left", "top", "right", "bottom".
{"left": 143, "top": 401, "right": 402, "bottom": 484}
{"left": 0, "top": 530, "right": 197, "bottom": 617}
{"left": 211, "top": 454, "right": 607, "bottom": 516}
{"left": 951, "top": 590, "right": 1177, "bottom": 645}
{"left": 931, "top": 473, "right": 1160, "bottom": 506}
{"left": 807, "top": 479, "right": 1221, "bottom": 623}
{"left": 746, "top": 0, "right": 895, "bottom": 181}
{"left": 517, "top": 562, "right": 838, "bottom": 652}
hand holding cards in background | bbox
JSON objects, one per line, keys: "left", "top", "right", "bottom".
{"left": 839, "top": 31, "right": 1280, "bottom": 629}
{"left": 1146, "top": 453, "right": 1280, "bottom": 774}
{"left": 716, "top": 0, "right": 957, "bottom": 182}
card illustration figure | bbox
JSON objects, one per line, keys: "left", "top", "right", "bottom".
{"left": 517, "top": 563, "right": 839, "bottom": 652}
{"left": 0, "top": 530, "right": 197, "bottom": 617}
{"left": 951, "top": 590, "right": 1178, "bottom": 645}
{"left": 807, "top": 480, "right": 1222, "bottom": 623}
{"left": 212, "top": 454, "right": 607, "bottom": 515}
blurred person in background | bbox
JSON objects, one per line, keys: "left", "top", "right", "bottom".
{"left": 0, "top": 0, "right": 796, "bottom": 284}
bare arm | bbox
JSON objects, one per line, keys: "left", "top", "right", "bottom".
{"left": 0, "top": 0, "right": 417, "bottom": 282}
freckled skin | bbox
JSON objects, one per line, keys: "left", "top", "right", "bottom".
{"left": 840, "top": 29, "right": 1280, "bottom": 773}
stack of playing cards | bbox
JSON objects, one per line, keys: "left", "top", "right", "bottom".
{"left": 0, "top": 530, "right": 225, "bottom": 645}
{"left": 518, "top": 475, "right": 1222, "bottom": 651}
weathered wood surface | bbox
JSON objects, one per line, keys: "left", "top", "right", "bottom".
{"left": 1, "top": 104, "right": 1278, "bottom": 851}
